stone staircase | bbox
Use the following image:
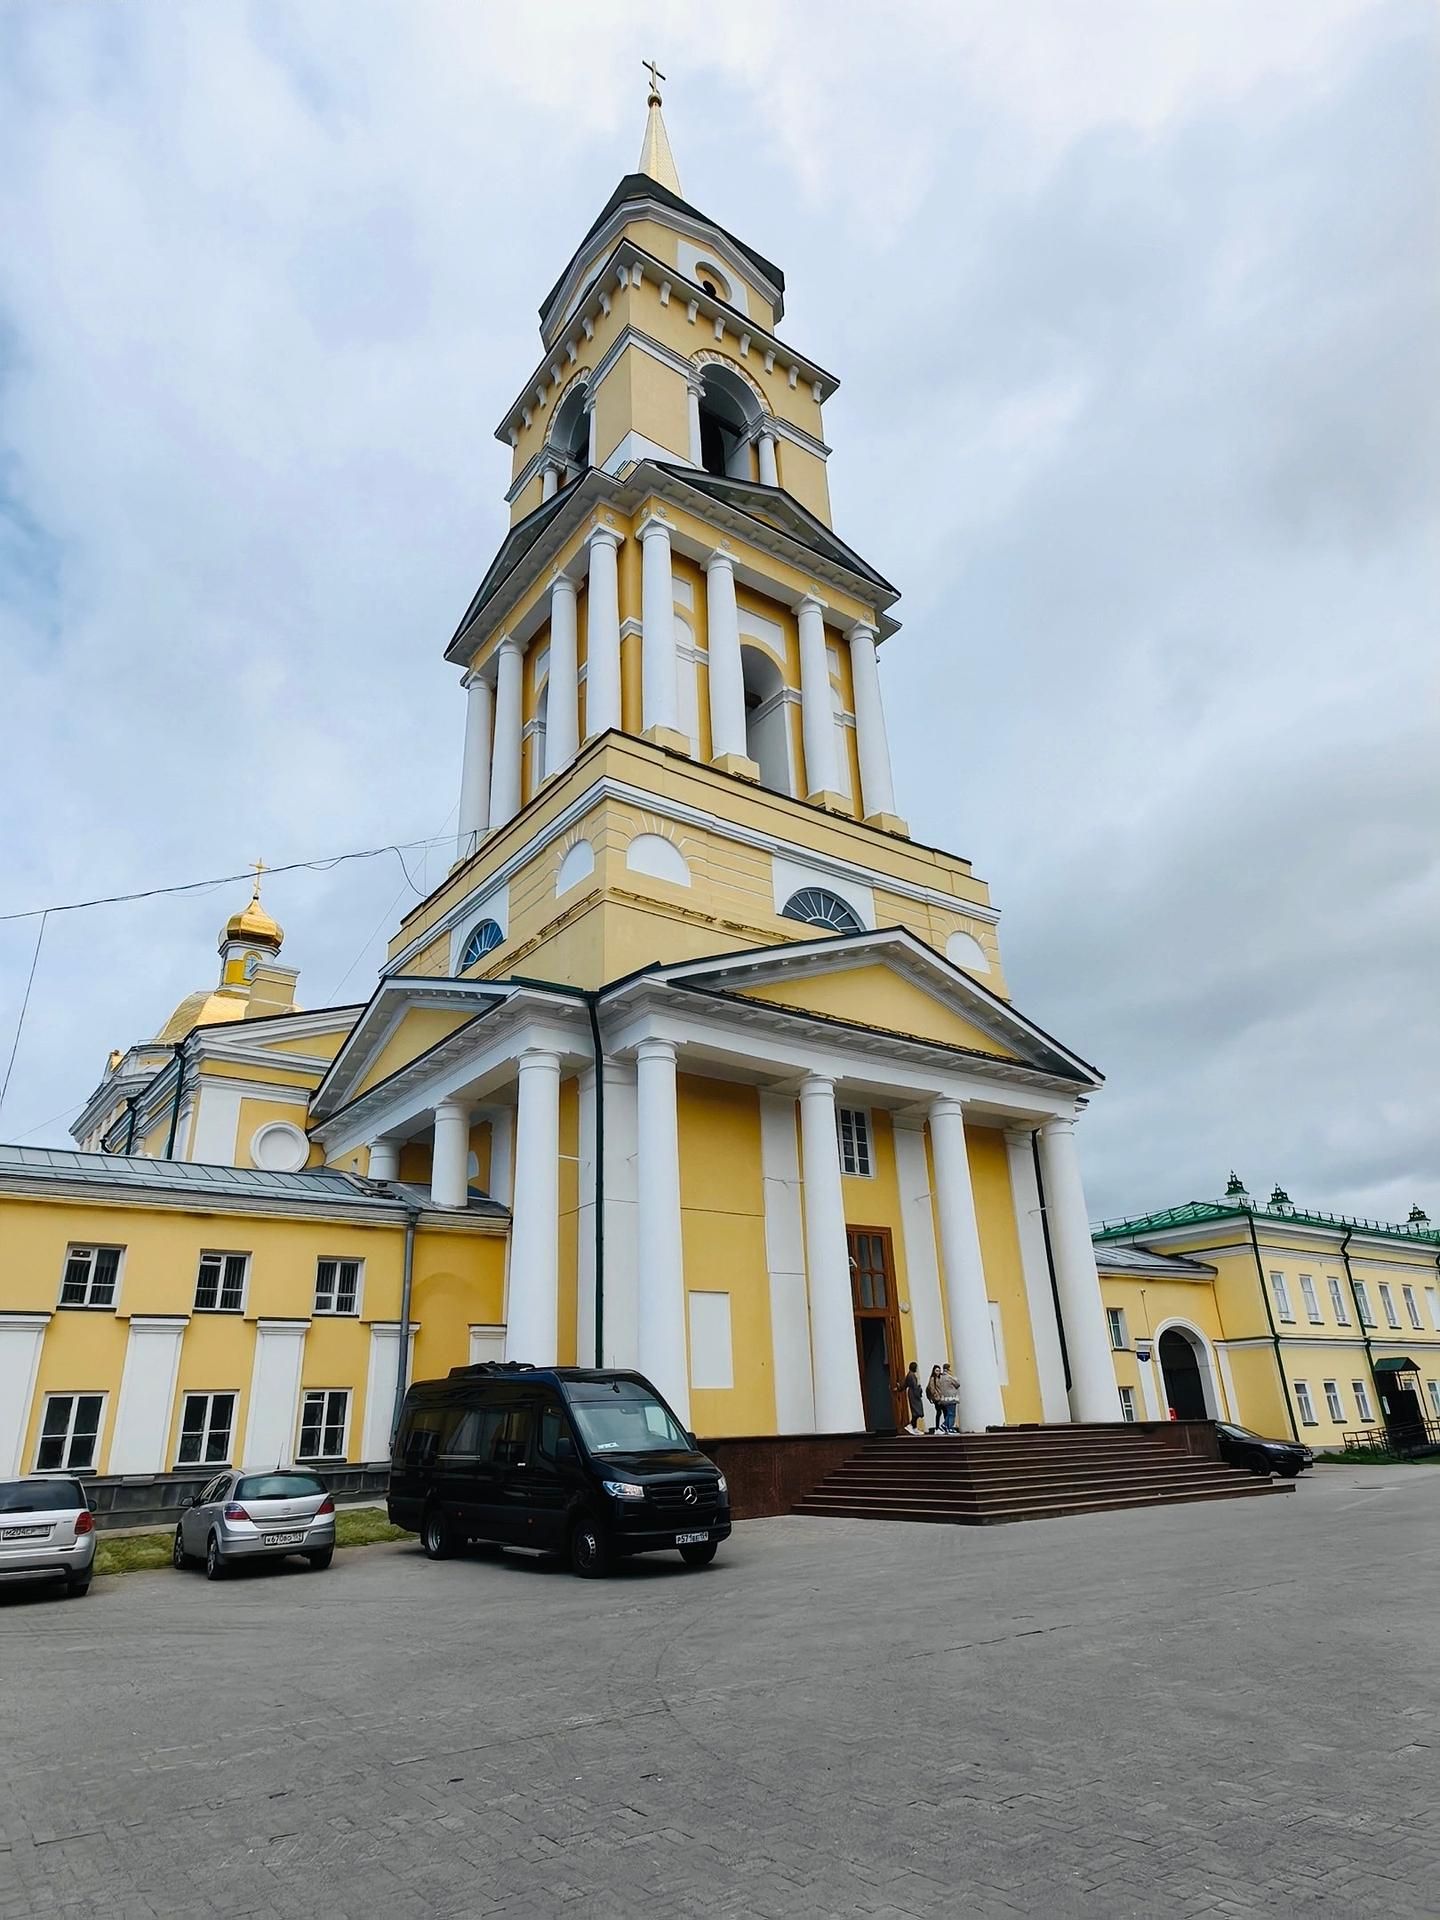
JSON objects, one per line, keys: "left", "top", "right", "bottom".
{"left": 794, "top": 1424, "right": 1292, "bottom": 1526}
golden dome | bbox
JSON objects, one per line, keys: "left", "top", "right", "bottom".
{"left": 154, "top": 990, "right": 249, "bottom": 1046}
{"left": 224, "top": 866, "right": 283, "bottom": 949}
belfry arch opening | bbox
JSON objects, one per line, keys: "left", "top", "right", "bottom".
{"left": 1158, "top": 1325, "right": 1220, "bottom": 1421}
{"left": 698, "top": 365, "right": 759, "bottom": 479}
{"left": 549, "top": 381, "right": 591, "bottom": 486}
{"left": 741, "top": 645, "right": 790, "bottom": 793}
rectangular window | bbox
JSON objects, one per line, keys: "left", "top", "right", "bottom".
{"left": 314, "top": 1258, "right": 361, "bottom": 1316}
{"left": 1106, "top": 1307, "right": 1128, "bottom": 1350}
{"left": 1402, "top": 1285, "right": 1422, "bottom": 1330}
{"left": 176, "top": 1392, "right": 236, "bottom": 1466}
{"left": 1322, "top": 1380, "right": 1345, "bottom": 1422}
{"left": 1352, "top": 1379, "right": 1374, "bottom": 1423}
{"left": 58, "top": 1245, "right": 122, "bottom": 1309}
{"left": 1378, "top": 1283, "right": 1400, "bottom": 1330}
{"left": 836, "top": 1108, "right": 873, "bottom": 1178}
{"left": 1426, "top": 1381, "right": 1440, "bottom": 1422}
{"left": 1354, "top": 1281, "right": 1375, "bottom": 1329}
{"left": 1293, "top": 1380, "right": 1318, "bottom": 1427}
{"left": 687, "top": 1291, "right": 734, "bottom": 1391}
{"left": 1427, "top": 1287, "right": 1440, "bottom": 1332}
{"left": 1270, "top": 1272, "right": 1294, "bottom": 1323}
{"left": 1327, "top": 1276, "right": 1350, "bottom": 1326}
{"left": 1299, "top": 1275, "right": 1322, "bottom": 1324}
{"left": 297, "top": 1390, "right": 350, "bottom": 1461}
{"left": 35, "top": 1394, "right": 104, "bottom": 1472}
{"left": 1118, "top": 1385, "right": 1137, "bottom": 1423}
{"left": 194, "top": 1251, "right": 248, "bottom": 1313}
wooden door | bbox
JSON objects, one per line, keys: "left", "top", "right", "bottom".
{"left": 848, "top": 1227, "right": 905, "bottom": 1432}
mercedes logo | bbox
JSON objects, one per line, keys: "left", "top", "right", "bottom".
{"left": 682, "top": 1484, "right": 697, "bottom": 1505}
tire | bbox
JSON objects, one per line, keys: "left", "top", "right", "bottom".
{"left": 204, "top": 1533, "right": 227, "bottom": 1581}
{"left": 569, "top": 1517, "right": 613, "bottom": 1579}
{"left": 172, "top": 1526, "right": 189, "bottom": 1570}
{"left": 64, "top": 1574, "right": 91, "bottom": 1598}
{"left": 421, "top": 1504, "right": 454, "bottom": 1560}
{"left": 307, "top": 1547, "right": 334, "bottom": 1570}
{"left": 679, "top": 1541, "right": 718, "bottom": 1568}
{"left": 1280, "top": 1466, "right": 1302, "bottom": 1479}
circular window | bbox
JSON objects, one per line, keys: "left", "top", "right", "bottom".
{"left": 780, "top": 888, "right": 864, "bottom": 936}
{"left": 459, "top": 919, "right": 503, "bottom": 968}
{"left": 250, "top": 1122, "right": 309, "bottom": 1173}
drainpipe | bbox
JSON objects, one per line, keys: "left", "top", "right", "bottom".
{"left": 1340, "top": 1227, "right": 1382, "bottom": 1430}
{"left": 163, "top": 1040, "right": 187, "bottom": 1159}
{"left": 389, "top": 1204, "right": 421, "bottom": 1446}
{"left": 123, "top": 1097, "right": 139, "bottom": 1155}
{"left": 1247, "top": 1210, "right": 1299, "bottom": 1441}
{"left": 582, "top": 990, "right": 606, "bottom": 1368}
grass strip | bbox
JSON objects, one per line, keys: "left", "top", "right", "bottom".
{"left": 96, "top": 1506, "right": 413, "bottom": 1576}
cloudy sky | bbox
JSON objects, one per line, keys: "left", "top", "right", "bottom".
{"left": 0, "top": 0, "right": 1435, "bottom": 1223}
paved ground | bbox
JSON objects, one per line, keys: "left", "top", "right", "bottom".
{"left": 2, "top": 1464, "right": 1436, "bottom": 1919}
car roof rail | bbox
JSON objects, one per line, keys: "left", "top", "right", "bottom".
{"left": 446, "top": 1360, "right": 538, "bottom": 1378}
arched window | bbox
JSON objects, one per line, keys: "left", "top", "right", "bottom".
{"left": 697, "top": 364, "right": 761, "bottom": 479}
{"left": 781, "top": 888, "right": 864, "bottom": 936}
{"left": 695, "top": 260, "right": 731, "bottom": 302}
{"left": 459, "top": 919, "right": 503, "bottom": 968}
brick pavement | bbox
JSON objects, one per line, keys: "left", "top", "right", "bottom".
{"left": 1, "top": 1462, "right": 1435, "bottom": 1917}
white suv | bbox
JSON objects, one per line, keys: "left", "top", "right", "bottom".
{"left": 0, "top": 1478, "right": 97, "bottom": 1597}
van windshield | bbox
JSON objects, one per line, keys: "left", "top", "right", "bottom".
{"left": 565, "top": 1382, "right": 690, "bottom": 1454}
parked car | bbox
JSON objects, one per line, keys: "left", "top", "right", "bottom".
{"left": 1214, "top": 1422, "right": 1314, "bottom": 1477}
{"left": 0, "top": 1477, "right": 96, "bottom": 1597}
{"left": 173, "top": 1469, "right": 336, "bottom": 1579}
{"left": 390, "top": 1364, "right": 731, "bottom": 1577}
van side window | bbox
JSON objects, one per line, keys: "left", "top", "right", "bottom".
{"left": 402, "top": 1405, "right": 457, "bottom": 1467}
{"left": 539, "top": 1405, "right": 575, "bottom": 1461}
{"left": 447, "top": 1408, "right": 487, "bottom": 1457}
{"left": 489, "top": 1402, "right": 531, "bottom": 1468}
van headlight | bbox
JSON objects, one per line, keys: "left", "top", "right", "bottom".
{"left": 602, "top": 1480, "right": 645, "bottom": 1501}
{"left": 716, "top": 1473, "right": 728, "bottom": 1496}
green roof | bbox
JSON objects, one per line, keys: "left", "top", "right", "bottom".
{"left": 1093, "top": 1198, "right": 1440, "bottom": 1247}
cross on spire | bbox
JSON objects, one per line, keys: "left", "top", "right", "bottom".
{"left": 643, "top": 57, "right": 665, "bottom": 106}
{"left": 248, "top": 856, "right": 267, "bottom": 900}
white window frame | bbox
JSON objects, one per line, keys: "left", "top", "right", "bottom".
{"left": 1106, "top": 1307, "right": 1128, "bottom": 1351}
{"left": 1271, "top": 1272, "right": 1294, "bottom": 1323}
{"left": 1117, "top": 1385, "right": 1137, "bottom": 1423}
{"left": 1378, "top": 1282, "right": 1400, "bottom": 1330}
{"left": 314, "top": 1257, "right": 363, "bottom": 1317}
{"left": 297, "top": 1389, "right": 351, "bottom": 1462}
{"left": 1299, "top": 1275, "right": 1322, "bottom": 1324}
{"left": 1293, "top": 1380, "right": 1318, "bottom": 1427}
{"left": 1322, "top": 1380, "right": 1345, "bottom": 1422}
{"left": 34, "top": 1393, "right": 106, "bottom": 1472}
{"left": 1426, "top": 1287, "right": 1440, "bottom": 1332}
{"left": 836, "top": 1107, "right": 873, "bottom": 1179}
{"left": 1327, "top": 1276, "right": 1350, "bottom": 1326}
{"left": 1427, "top": 1380, "right": 1440, "bottom": 1422}
{"left": 1352, "top": 1379, "right": 1374, "bottom": 1423}
{"left": 194, "top": 1251, "right": 250, "bottom": 1314}
{"left": 176, "top": 1391, "right": 238, "bottom": 1468}
{"left": 1402, "top": 1284, "right": 1422, "bottom": 1330}
{"left": 1353, "top": 1281, "right": 1375, "bottom": 1329}
{"left": 57, "top": 1244, "right": 123, "bottom": 1310}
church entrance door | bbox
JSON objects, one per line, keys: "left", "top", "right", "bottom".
{"left": 1158, "top": 1328, "right": 1208, "bottom": 1420}
{"left": 848, "top": 1227, "right": 904, "bottom": 1432}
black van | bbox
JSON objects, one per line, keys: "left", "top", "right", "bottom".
{"left": 388, "top": 1363, "right": 731, "bottom": 1577}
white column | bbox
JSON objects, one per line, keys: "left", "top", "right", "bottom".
{"left": 757, "top": 429, "right": 778, "bottom": 487}
{"left": 1003, "top": 1126, "right": 1070, "bottom": 1423}
{"left": 892, "top": 1119, "right": 948, "bottom": 1387}
{"left": 0, "top": 1314, "right": 50, "bottom": 1475}
{"left": 639, "top": 515, "right": 679, "bottom": 737}
{"left": 848, "top": 623, "right": 897, "bottom": 822}
{"left": 505, "top": 1051, "right": 562, "bottom": 1366}
{"left": 545, "top": 572, "right": 579, "bottom": 775}
{"left": 1037, "top": 1119, "right": 1121, "bottom": 1422}
{"left": 798, "top": 1075, "right": 866, "bottom": 1432}
{"left": 110, "top": 1317, "right": 187, "bottom": 1473}
{"left": 585, "top": 398, "right": 598, "bottom": 469}
{"left": 431, "top": 1098, "right": 471, "bottom": 1210}
{"left": 686, "top": 378, "right": 704, "bottom": 467}
{"left": 796, "top": 595, "right": 840, "bottom": 800}
{"left": 635, "top": 1039, "right": 690, "bottom": 1424}
{"left": 456, "top": 671, "right": 493, "bottom": 861}
{"left": 928, "top": 1097, "right": 1006, "bottom": 1432}
{"left": 584, "top": 527, "right": 622, "bottom": 738}
{"left": 541, "top": 462, "right": 559, "bottom": 501}
{"left": 488, "top": 636, "right": 524, "bottom": 828}
{"left": 368, "top": 1139, "right": 400, "bottom": 1182}
{"left": 704, "top": 549, "right": 748, "bottom": 764}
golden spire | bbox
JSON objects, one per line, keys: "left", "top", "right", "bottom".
{"left": 638, "top": 58, "right": 681, "bottom": 196}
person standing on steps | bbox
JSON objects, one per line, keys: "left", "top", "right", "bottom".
{"left": 897, "top": 1361, "right": 925, "bottom": 1434}
{"left": 925, "top": 1364, "right": 944, "bottom": 1432}
{"left": 931, "top": 1362, "right": 961, "bottom": 1433}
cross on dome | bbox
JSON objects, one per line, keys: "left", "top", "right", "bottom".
{"left": 637, "top": 58, "right": 681, "bottom": 195}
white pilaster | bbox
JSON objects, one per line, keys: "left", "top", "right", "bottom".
{"left": 639, "top": 515, "right": 680, "bottom": 738}
{"left": 796, "top": 595, "right": 841, "bottom": 801}
{"left": 368, "top": 1139, "right": 400, "bottom": 1183}
{"left": 541, "top": 462, "right": 559, "bottom": 501}
{"left": 760, "top": 1092, "right": 815, "bottom": 1433}
{"left": 928, "top": 1097, "right": 1006, "bottom": 1432}
{"left": 704, "top": 549, "right": 749, "bottom": 764}
{"left": 798, "top": 1074, "right": 866, "bottom": 1432}
{"left": 431, "top": 1099, "right": 471, "bottom": 1211}
{"left": 545, "top": 572, "right": 579, "bottom": 775}
{"left": 635, "top": 1038, "right": 690, "bottom": 1423}
{"left": 456, "top": 671, "right": 493, "bottom": 862}
{"left": 0, "top": 1314, "right": 49, "bottom": 1476}
{"left": 488, "top": 636, "right": 524, "bottom": 828}
{"left": 242, "top": 1320, "right": 308, "bottom": 1470}
{"left": 361, "top": 1322, "right": 416, "bottom": 1459}
{"left": 1003, "top": 1126, "right": 1071, "bottom": 1423}
{"left": 757, "top": 429, "right": 778, "bottom": 487}
{"left": 892, "top": 1119, "right": 948, "bottom": 1383}
{"left": 110, "top": 1317, "right": 187, "bottom": 1473}
{"left": 505, "top": 1051, "right": 561, "bottom": 1366}
{"left": 686, "top": 378, "right": 704, "bottom": 467}
{"left": 584, "top": 526, "right": 622, "bottom": 738}
{"left": 848, "top": 622, "right": 899, "bottom": 823}
{"left": 486, "top": 1105, "right": 514, "bottom": 1208}
{"left": 1037, "top": 1118, "right": 1121, "bottom": 1422}
{"left": 585, "top": 398, "right": 598, "bottom": 469}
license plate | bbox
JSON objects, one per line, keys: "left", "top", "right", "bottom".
{"left": 675, "top": 1530, "right": 709, "bottom": 1546}
{"left": 262, "top": 1531, "right": 304, "bottom": 1546}
{"left": 1, "top": 1525, "right": 47, "bottom": 1541}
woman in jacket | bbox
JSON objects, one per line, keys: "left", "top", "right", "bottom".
{"left": 930, "top": 1363, "right": 961, "bottom": 1433}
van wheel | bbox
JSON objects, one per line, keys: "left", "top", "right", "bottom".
{"left": 679, "top": 1541, "right": 718, "bottom": 1568}
{"left": 569, "top": 1518, "right": 613, "bottom": 1578}
{"left": 421, "top": 1504, "right": 453, "bottom": 1560}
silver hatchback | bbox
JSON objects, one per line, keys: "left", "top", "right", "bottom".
{"left": 173, "top": 1469, "right": 336, "bottom": 1580}
{"left": 0, "top": 1477, "right": 97, "bottom": 1597}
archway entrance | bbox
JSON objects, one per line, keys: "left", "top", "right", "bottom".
{"left": 1158, "top": 1327, "right": 1209, "bottom": 1420}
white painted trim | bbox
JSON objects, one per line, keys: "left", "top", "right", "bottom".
{"left": 603, "top": 430, "right": 685, "bottom": 474}
{"left": 242, "top": 1321, "right": 308, "bottom": 1470}
{"left": 467, "top": 1325, "right": 506, "bottom": 1366}
{"left": 1152, "top": 1318, "right": 1226, "bottom": 1420}
{"left": 361, "top": 1323, "right": 415, "bottom": 1461}
{"left": 189, "top": 1083, "right": 244, "bottom": 1166}
{"left": 249, "top": 1122, "right": 309, "bottom": 1173}
{"left": 772, "top": 854, "right": 874, "bottom": 929}
{"left": 0, "top": 1316, "right": 49, "bottom": 1477}
{"left": 759, "top": 1090, "right": 815, "bottom": 1433}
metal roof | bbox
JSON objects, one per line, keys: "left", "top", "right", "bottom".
{"left": 1091, "top": 1242, "right": 1217, "bottom": 1278}
{"left": 1093, "top": 1199, "right": 1439, "bottom": 1247}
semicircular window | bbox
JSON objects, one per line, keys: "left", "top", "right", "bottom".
{"left": 459, "top": 918, "right": 503, "bottom": 969}
{"left": 780, "top": 888, "right": 864, "bottom": 936}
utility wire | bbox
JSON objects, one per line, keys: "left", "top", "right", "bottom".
{"left": 0, "top": 911, "right": 48, "bottom": 1121}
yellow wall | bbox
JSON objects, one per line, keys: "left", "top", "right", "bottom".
{"left": 738, "top": 968, "right": 1014, "bottom": 1058}
{"left": 967, "top": 1127, "right": 1044, "bottom": 1424}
